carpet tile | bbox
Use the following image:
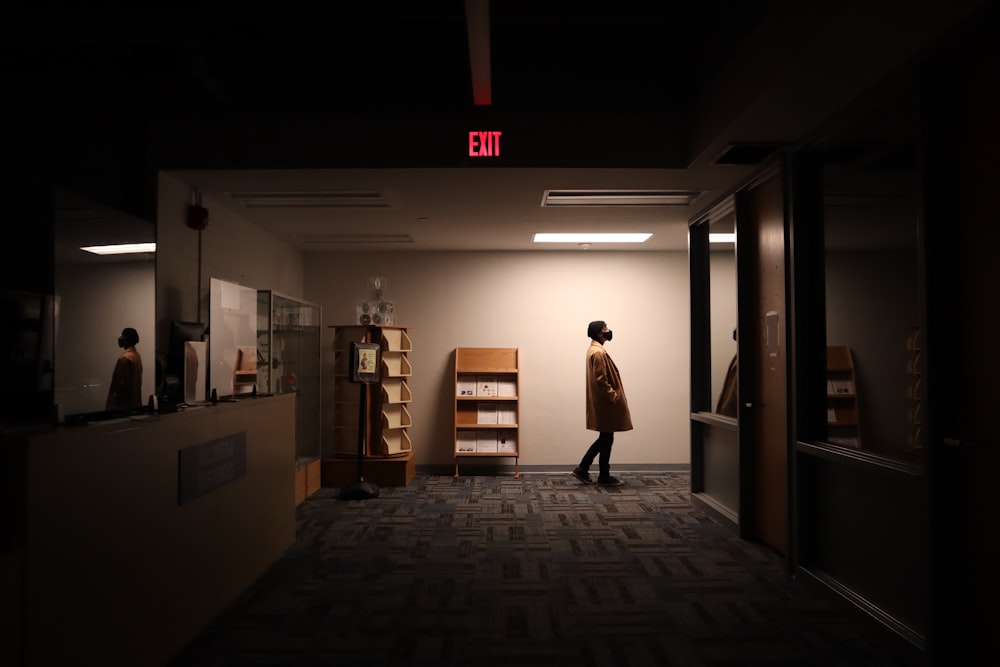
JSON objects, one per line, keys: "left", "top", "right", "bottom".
{"left": 169, "top": 473, "right": 920, "bottom": 667}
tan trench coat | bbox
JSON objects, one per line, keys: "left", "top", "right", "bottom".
{"left": 585, "top": 341, "right": 633, "bottom": 432}
{"left": 106, "top": 347, "right": 143, "bottom": 410}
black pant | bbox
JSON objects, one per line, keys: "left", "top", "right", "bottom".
{"left": 580, "top": 431, "right": 614, "bottom": 478}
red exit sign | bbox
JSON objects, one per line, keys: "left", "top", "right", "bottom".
{"left": 469, "top": 131, "right": 502, "bottom": 157}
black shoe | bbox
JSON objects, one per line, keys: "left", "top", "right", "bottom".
{"left": 572, "top": 467, "right": 594, "bottom": 484}
{"left": 597, "top": 475, "right": 624, "bottom": 486}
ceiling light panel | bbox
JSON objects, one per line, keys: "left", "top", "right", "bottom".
{"left": 541, "top": 190, "right": 702, "bottom": 207}
{"left": 81, "top": 242, "right": 157, "bottom": 255}
{"left": 533, "top": 233, "right": 652, "bottom": 243}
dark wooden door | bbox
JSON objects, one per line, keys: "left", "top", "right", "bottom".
{"left": 745, "top": 171, "right": 788, "bottom": 555}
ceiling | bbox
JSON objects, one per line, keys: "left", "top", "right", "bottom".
{"left": 10, "top": 1, "right": 987, "bottom": 254}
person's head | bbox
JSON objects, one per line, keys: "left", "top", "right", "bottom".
{"left": 587, "top": 320, "right": 612, "bottom": 343}
{"left": 119, "top": 327, "right": 139, "bottom": 349}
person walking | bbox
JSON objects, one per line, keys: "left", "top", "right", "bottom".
{"left": 572, "top": 320, "right": 632, "bottom": 486}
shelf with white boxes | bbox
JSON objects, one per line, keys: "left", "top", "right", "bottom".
{"left": 454, "top": 347, "right": 519, "bottom": 477}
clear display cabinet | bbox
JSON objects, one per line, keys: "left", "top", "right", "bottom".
{"left": 258, "top": 290, "right": 322, "bottom": 502}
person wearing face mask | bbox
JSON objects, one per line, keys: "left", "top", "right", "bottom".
{"left": 106, "top": 327, "right": 143, "bottom": 411}
{"left": 572, "top": 320, "right": 632, "bottom": 486}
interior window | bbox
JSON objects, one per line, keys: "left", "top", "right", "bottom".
{"left": 819, "top": 84, "right": 924, "bottom": 461}
{"left": 710, "top": 208, "right": 738, "bottom": 418}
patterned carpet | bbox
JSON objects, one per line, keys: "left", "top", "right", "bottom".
{"left": 168, "top": 473, "right": 919, "bottom": 667}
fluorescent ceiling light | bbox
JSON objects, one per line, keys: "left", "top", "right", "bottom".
{"left": 533, "top": 233, "right": 652, "bottom": 243}
{"left": 81, "top": 242, "right": 156, "bottom": 255}
{"left": 542, "top": 190, "right": 701, "bottom": 207}
{"left": 709, "top": 233, "right": 736, "bottom": 243}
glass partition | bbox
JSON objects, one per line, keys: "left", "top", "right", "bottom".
{"left": 709, "top": 207, "right": 738, "bottom": 417}
{"left": 258, "top": 290, "right": 322, "bottom": 465}
{"left": 818, "top": 84, "right": 923, "bottom": 461}
{"left": 53, "top": 190, "right": 156, "bottom": 420}
{"left": 209, "top": 277, "right": 259, "bottom": 399}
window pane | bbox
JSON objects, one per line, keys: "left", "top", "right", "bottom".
{"left": 710, "top": 209, "right": 738, "bottom": 417}
{"left": 820, "top": 85, "right": 923, "bottom": 460}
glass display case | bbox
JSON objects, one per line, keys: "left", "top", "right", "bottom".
{"left": 257, "top": 290, "right": 322, "bottom": 469}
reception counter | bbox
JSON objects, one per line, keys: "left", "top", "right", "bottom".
{"left": 15, "top": 393, "right": 296, "bottom": 666}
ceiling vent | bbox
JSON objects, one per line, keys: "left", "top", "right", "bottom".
{"left": 294, "top": 233, "right": 414, "bottom": 245}
{"left": 541, "top": 190, "right": 703, "bottom": 207}
{"left": 710, "top": 143, "right": 781, "bottom": 166}
{"left": 227, "top": 191, "right": 392, "bottom": 208}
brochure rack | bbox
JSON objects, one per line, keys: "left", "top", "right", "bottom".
{"left": 826, "top": 345, "right": 862, "bottom": 448}
{"left": 330, "top": 325, "right": 414, "bottom": 457}
{"left": 454, "top": 347, "right": 520, "bottom": 477}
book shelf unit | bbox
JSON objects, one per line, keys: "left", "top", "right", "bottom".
{"left": 826, "top": 345, "right": 861, "bottom": 448}
{"left": 329, "top": 325, "right": 414, "bottom": 462}
{"left": 454, "top": 347, "right": 520, "bottom": 477}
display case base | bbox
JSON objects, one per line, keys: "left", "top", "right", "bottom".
{"left": 321, "top": 451, "right": 415, "bottom": 488}
{"left": 295, "top": 458, "right": 323, "bottom": 505}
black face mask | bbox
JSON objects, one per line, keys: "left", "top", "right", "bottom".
{"left": 603, "top": 330, "right": 613, "bottom": 341}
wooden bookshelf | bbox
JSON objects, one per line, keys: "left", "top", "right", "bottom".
{"left": 454, "top": 347, "right": 520, "bottom": 477}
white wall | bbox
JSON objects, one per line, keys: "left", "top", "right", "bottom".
{"left": 710, "top": 250, "right": 738, "bottom": 409}
{"left": 305, "top": 251, "right": 691, "bottom": 467}
{"left": 156, "top": 172, "right": 305, "bottom": 358}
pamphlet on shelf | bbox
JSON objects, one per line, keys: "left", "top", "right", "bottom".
{"left": 477, "top": 403, "right": 499, "bottom": 424}
{"left": 477, "top": 430, "right": 498, "bottom": 453}
{"left": 497, "top": 405, "right": 516, "bottom": 424}
{"left": 457, "top": 378, "right": 477, "bottom": 396}
{"left": 498, "top": 433, "right": 517, "bottom": 453}
{"left": 830, "top": 379, "right": 854, "bottom": 395}
{"left": 477, "top": 376, "right": 498, "bottom": 397}
{"left": 498, "top": 378, "right": 517, "bottom": 397}
{"left": 456, "top": 431, "right": 477, "bottom": 453}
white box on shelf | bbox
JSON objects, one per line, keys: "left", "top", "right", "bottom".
{"left": 497, "top": 405, "right": 517, "bottom": 424}
{"left": 477, "top": 403, "right": 499, "bottom": 424}
{"left": 477, "top": 430, "right": 498, "bottom": 453}
{"left": 456, "top": 431, "right": 477, "bottom": 453}
{"left": 498, "top": 432, "right": 517, "bottom": 453}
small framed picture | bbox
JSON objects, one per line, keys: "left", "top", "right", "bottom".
{"left": 350, "top": 342, "right": 381, "bottom": 384}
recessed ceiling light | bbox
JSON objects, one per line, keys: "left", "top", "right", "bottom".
{"left": 541, "top": 190, "right": 701, "bottom": 207}
{"left": 80, "top": 243, "right": 157, "bottom": 255}
{"left": 709, "top": 233, "right": 736, "bottom": 243}
{"left": 533, "top": 233, "right": 652, "bottom": 243}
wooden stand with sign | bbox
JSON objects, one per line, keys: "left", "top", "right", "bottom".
{"left": 339, "top": 340, "right": 381, "bottom": 500}
{"left": 325, "top": 325, "right": 415, "bottom": 488}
